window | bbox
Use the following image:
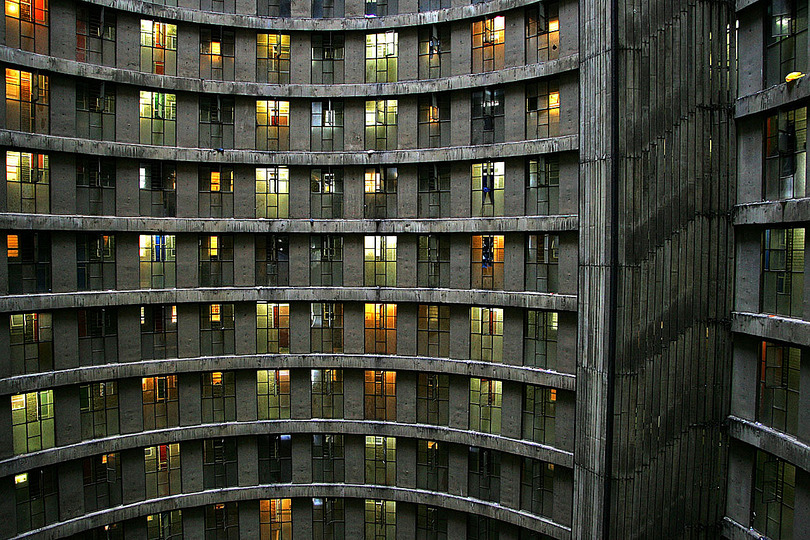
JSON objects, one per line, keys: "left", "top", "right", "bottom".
{"left": 417, "top": 304, "right": 450, "bottom": 357}
{"left": 139, "top": 91, "right": 177, "bottom": 145}
{"left": 11, "top": 390, "right": 53, "bottom": 454}
{"left": 751, "top": 450, "right": 795, "bottom": 538}
{"left": 7, "top": 233, "right": 51, "bottom": 294}
{"left": 9, "top": 312, "right": 52, "bottom": 373}
{"left": 312, "top": 0, "right": 342, "bottom": 16}
{"left": 199, "top": 165, "right": 233, "bottom": 217}
{"left": 365, "top": 303, "right": 397, "bottom": 354}
{"left": 203, "top": 438, "right": 238, "bottom": 488}
{"left": 522, "top": 385, "right": 556, "bottom": 443}
{"left": 312, "top": 434, "right": 344, "bottom": 481}
{"left": 471, "top": 235, "right": 505, "bottom": 289}
{"left": 144, "top": 443, "right": 181, "bottom": 497}
{"left": 257, "top": 33, "right": 291, "bottom": 83}
{"left": 139, "top": 161, "right": 176, "bottom": 216}
{"left": 417, "top": 373, "right": 449, "bottom": 425}
{"left": 83, "top": 523, "right": 125, "bottom": 539}
{"left": 78, "top": 307, "right": 118, "bottom": 365}
{"left": 256, "top": 234, "right": 290, "bottom": 286}
{"left": 766, "top": 0, "right": 808, "bottom": 87}
{"left": 6, "top": 151, "right": 49, "bottom": 213}
{"left": 140, "top": 20, "right": 176, "bottom": 74}
{"left": 312, "top": 368, "right": 344, "bottom": 418}
{"left": 310, "top": 235, "right": 343, "bottom": 286}
{"left": 365, "top": 500, "right": 396, "bottom": 540}
{"left": 146, "top": 510, "right": 183, "bottom": 540}
{"left": 258, "top": 434, "right": 292, "bottom": 482}
{"left": 76, "top": 5, "right": 116, "bottom": 65}
{"left": 311, "top": 100, "right": 344, "bottom": 151}
{"left": 470, "top": 307, "right": 503, "bottom": 362}
{"left": 257, "top": 303, "right": 290, "bottom": 353}
{"left": 765, "top": 105, "right": 807, "bottom": 199}
{"left": 757, "top": 341, "right": 801, "bottom": 435}
{"left": 468, "top": 447, "right": 500, "bottom": 502}
{"left": 520, "top": 458, "right": 555, "bottom": 516}
{"left": 524, "top": 310, "right": 558, "bottom": 368}
{"left": 139, "top": 235, "right": 176, "bottom": 288}
{"left": 83, "top": 453, "right": 121, "bottom": 511}
{"left": 260, "top": 499, "right": 292, "bottom": 540}
{"left": 201, "top": 0, "right": 234, "bottom": 14}
{"left": 364, "top": 236, "right": 397, "bottom": 286}
{"left": 416, "top": 505, "right": 447, "bottom": 540}
{"left": 14, "top": 468, "right": 58, "bottom": 533}
{"left": 200, "top": 27, "right": 234, "bottom": 80}
{"left": 312, "top": 33, "right": 345, "bottom": 82}
{"left": 366, "top": 34, "right": 399, "bottom": 75}
{"left": 76, "top": 233, "right": 115, "bottom": 290}
{"left": 141, "top": 375, "right": 178, "bottom": 429}
{"left": 526, "top": 2, "right": 559, "bottom": 63}
{"left": 4, "top": 0, "right": 48, "bottom": 53}
{"left": 365, "top": 99, "right": 398, "bottom": 150}
{"left": 418, "top": 25, "right": 450, "bottom": 78}
{"left": 364, "top": 167, "right": 398, "bottom": 218}
{"left": 471, "top": 161, "right": 504, "bottom": 217}
{"left": 365, "top": 0, "right": 395, "bottom": 16}
{"left": 256, "top": 166, "right": 290, "bottom": 217}
{"left": 311, "top": 304, "right": 344, "bottom": 354}
{"left": 80, "top": 381, "right": 119, "bottom": 439}
{"left": 200, "top": 305, "right": 235, "bottom": 356}
{"left": 762, "top": 228, "right": 805, "bottom": 317}
{"left": 258, "top": 0, "right": 291, "bottom": 16}
{"left": 471, "top": 88, "right": 504, "bottom": 144}
{"left": 205, "top": 503, "right": 239, "bottom": 539}
{"left": 417, "top": 236, "right": 450, "bottom": 288}
{"left": 365, "top": 370, "right": 396, "bottom": 420}
{"left": 311, "top": 167, "right": 343, "bottom": 218}
{"left": 76, "top": 156, "right": 115, "bottom": 215}
{"left": 418, "top": 164, "right": 450, "bottom": 217}
{"left": 472, "top": 16, "right": 505, "bottom": 72}
{"left": 417, "top": 440, "right": 448, "bottom": 491}
{"left": 76, "top": 81, "right": 115, "bottom": 140}
{"left": 418, "top": 94, "right": 450, "bottom": 148}
{"left": 526, "top": 233, "right": 559, "bottom": 292}
{"left": 469, "top": 378, "right": 502, "bottom": 434}
{"left": 526, "top": 80, "right": 560, "bottom": 139}
{"left": 5, "top": 68, "right": 48, "bottom": 133}
{"left": 257, "top": 369, "right": 291, "bottom": 419}
{"left": 201, "top": 371, "right": 236, "bottom": 422}
{"left": 526, "top": 155, "right": 560, "bottom": 214}
{"left": 314, "top": 499, "right": 345, "bottom": 539}
{"left": 365, "top": 436, "right": 396, "bottom": 484}
{"left": 199, "top": 235, "right": 234, "bottom": 286}
{"left": 140, "top": 306, "right": 178, "bottom": 355}
{"left": 199, "top": 95, "right": 234, "bottom": 149}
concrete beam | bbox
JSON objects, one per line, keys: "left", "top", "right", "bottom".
{"left": 728, "top": 415, "right": 810, "bottom": 473}
{"left": 733, "top": 198, "right": 810, "bottom": 226}
{"left": 732, "top": 312, "right": 810, "bottom": 348}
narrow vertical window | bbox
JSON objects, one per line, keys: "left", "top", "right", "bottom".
{"left": 526, "top": 233, "right": 559, "bottom": 292}
{"left": 471, "top": 235, "right": 505, "bottom": 289}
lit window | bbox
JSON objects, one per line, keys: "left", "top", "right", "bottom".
{"left": 364, "top": 167, "right": 397, "bottom": 218}
{"left": 140, "top": 20, "right": 177, "bottom": 75}
{"left": 256, "top": 100, "right": 290, "bottom": 150}
{"left": 471, "top": 161, "right": 504, "bottom": 217}
{"left": 470, "top": 307, "right": 503, "bottom": 362}
{"left": 526, "top": 233, "right": 559, "bottom": 292}
{"left": 471, "top": 235, "right": 505, "bottom": 289}
{"left": 526, "top": 80, "right": 561, "bottom": 139}
{"left": 256, "top": 166, "right": 290, "bottom": 218}
{"left": 141, "top": 376, "right": 178, "bottom": 428}
{"left": 9, "top": 312, "right": 52, "bottom": 373}
{"left": 364, "top": 371, "right": 396, "bottom": 420}
{"left": 257, "top": 369, "right": 291, "bottom": 419}
{"left": 139, "top": 235, "right": 176, "bottom": 289}
{"left": 260, "top": 499, "right": 292, "bottom": 540}
{"left": 364, "top": 303, "right": 397, "bottom": 354}
{"left": 525, "top": 2, "right": 559, "bottom": 63}
{"left": 11, "top": 390, "right": 54, "bottom": 454}
{"left": 524, "top": 310, "right": 558, "bottom": 368}
{"left": 5, "top": 68, "right": 49, "bottom": 133}
{"left": 139, "top": 91, "right": 176, "bottom": 145}
{"left": 472, "top": 16, "right": 505, "bottom": 73}
{"left": 364, "top": 236, "right": 397, "bottom": 286}
{"left": 5, "top": 0, "right": 48, "bottom": 53}
{"left": 761, "top": 228, "right": 805, "bottom": 317}
{"left": 257, "top": 302, "right": 290, "bottom": 353}
{"left": 766, "top": 0, "right": 808, "bottom": 87}
{"left": 365, "top": 99, "right": 398, "bottom": 150}
{"left": 365, "top": 500, "right": 396, "bottom": 540}
{"left": 365, "top": 32, "right": 398, "bottom": 82}
{"left": 200, "top": 27, "right": 234, "bottom": 80}
{"left": 365, "top": 436, "right": 396, "bottom": 484}
{"left": 257, "top": 33, "right": 291, "bottom": 83}
{"left": 469, "top": 378, "right": 502, "bottom": 434}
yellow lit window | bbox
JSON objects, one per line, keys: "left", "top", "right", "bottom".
{"left": 210, "top": 171, "right": 221, "bottom": 192}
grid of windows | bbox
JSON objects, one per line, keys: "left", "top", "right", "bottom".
{"left": 766, "top": 0, "right": 808, "bottom": 87}
{"left": 139, "top": 91, "right": 177, "bottom": 145}
{"left": 365, "top": 500, "right": 396, "bottom": 540}
{"left": 471, "top": 235, "right": 505, "bottom": 290}
{"left": 199, "top": 165, "right": 233, "bottom": 217}
{"left": 4, "top": 0, "right": 48, "bottom": 53}
{"left": 7, "top": 233, "right": 51, "bottom": 294}
{"left": 527, "top": 155, "right": 560, "bottom": 214}
{"left": 310, "top": 235, "right": 343, "bottom": 285}
{"left": 15, "top": 468, "right": 58, "bottom": 534}
{"left": 761, "top": 228, "right": 805, "bottom": 317}
{"left": 139, "top": 161, "right": 176, "bottom": 217}
{"left": 6, "top": 151, "right": 49, "bottom": 213}
{"left": 416, "top": 505, "right": 447, "bottom": 540}
{"left": 312, "top": 100, "right": 344, "bottom": 151}
{"left": 416, "top": 440, "right": 448, "bottom": 491}
{"left": 522, "top": 385, "right": 556, "bottom": 443}
{"left": 9, "top": 312, "right": 52, "bottom": 373}
{"left": 258, "top": 0, "right": 290, "bottom": 16}
{"left": 82, "top": 453, "right": 121, "bottom": 513}
{"left": 364, "top": 235, "right": 397, "bottom": 286}
{"left": 256, "top": 100, "right": 291, "bottom": 150}
{"left": 468, "top": 448, "right": 501, "bottom": 502}
{"left": 312, "top": 368, "right": 344, "bottom": 418}
{"left": 139, "top": 235, "right": 176, "bottom": 288}
{"left": 203, "top": 438, "right": 238, "bottom": 488}
{"left": 258, "top": 434, "right": 292, "bottom": 482}
{"left": 76, "top": 156, "right": 115, "bottom": 215}
{"left": 76, "top": 81, "right": 115, "bottom": 140}
{"left": 256, "top": 166, "right": 290, "bottom": 218}
{"left": 76, "top": 5, "right": 115, "bottom": 65}
{"left": 521, "top": 458, "right": 554, "bottom": 516}
{"left": 418, "top": 164, "right": 450, "bottom": 218}
{"left": 418, "top": 25, "right": 450, "bottom": 79}
{"left": 200, "top": 27, "right": 235, "bottom": 80}
{"left": 311, "top": 304, "right": 344, "bottom": 354}
{"left": 11, "top": 390, "right": 54, "bottom": 454}
{"left": 311, "top": 167, "right": 344, "bottom": 218}
{"left": 526, "top": 233, "right": 560, "bottom": 292}
{"left": 524, "top": 310, "right": 558, "bottom": 368}
{"left": 260, "top": 499, "right": 292, "bottom": 540}
{"left": 140, "top": 20, "right": 176, "bottom": 75}
{"left": 751, "top": 450, "right": 795, "bottom": 538}
{"left": 5, "top": 68, "right": 49, "bottom": 133}
{"left": 366, "top": 32, "right": 398, "bottom": 82}
{"left": 471, "top": 87, "right": 504, "bottom": 144}
{"left": 364, "top": 303, "right": 397, "bottom": 354}
{"left": 526, "top": 2, "right": 559, "bottom": 63}
{"left": 417, "top": 235, "right": 450, "bottom": 288}
{"left": 257, "top": 303, "right": 290, "bottom": 353}
{"left": 146, "top": 510, "right": 183, "bottom": 540}
{"left": 472, "top": 16, "right": 505, "bottom": 73}
{"left": 757, "top": 341, "right": 801, "bottom": 435}
{"left": 80, "top": 381, "right": 119, "bottom": 440}
{"left": 78, "top": 307, "right": 117, "bottom": 365}
{"left": 765, "top": 105, "right": 807, "bottom": 199}
{"left": 257, "top": 369, "right": 291, "bottom": 419}
{"left": 144, "top": 443, "right": 181, "bottom": 498}
{"left": 199, "top": 235, "right": 234, "bottom": 286}
{"left": 313, "top": 498, "right": 345, "bottom": 540}
{"left": 201, "top": 0, "right": 234, "bottom": 13}
{"left": 201, "top": 371, "right": 236, "bottom": 422}
{"left": 417, "top": 373, "right": 449, "bottom": 425}
{"left": 312, "top": 434, "right": 344, "bottom": 481}
{"left": 256, "top": 234, "right": 290, "bottom": 286}
{"left": 200, "top": 304, "right": 235, "bottom": 356}
{"left": 205, "top": 503, "right": 239, "bottom": 539}
{"left": 365, "top": 99, "right": 398, "bottom": 150}
{"left": 418, "top": 94, "right": 450, "bottom": 148}
{"left": 365, "top": 370, "right": 396, "bottom": 420}
{"left": 417, "top": 304, "right": 450, "bottom": 357}
{"left": 257, "top": 33, "right": 291, "bottom": 83}
{"left": 472, "top": 161, "right": 505, "bottom": 217}
{"left": 364, "top": 167, "right": 398, "bottom": 218}
{"left": 142, "top": 375, "right": 178, "bottom": 429}
{"left": 526, "top": 80, "right": 561, "bottom": 139}
{"left": 311, "top": 33, "right": 345, "bottom": 83}
{"left": 199, "top": 95, "right": 234, "bottom": 149}
{"left": 140, "top": 305, "right": 178, "bottom": 359}
{"left": 76, "top": 233, "right": 115, "bottom": 290}
{"left": 469, "top": 377, "right": 502, "bottom": 434}
{"left": 365, "top": 436, "right": 396, "bottom": 485}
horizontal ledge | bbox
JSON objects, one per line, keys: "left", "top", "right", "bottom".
{"left": 0, "top": 213, "right": 579, "bottom": 234}
{"left": 733, "top": 198, "right": 810, "bottom": 226}
{"left": 721, "top": 516, "right": 765, "bottom": 540}
{"left": 16, "top": 484, "right": 571, "bottom": 540}
{"left": 0, "top": 47, "right": 578, "bottom": 97}
{"left": 731, "top": 312, "right": 810, "bottom": 347}
{"left": 736, "top": 0, "right": 761, "bottom": 11}
{"left": 0, "top": 287, "right": 579, "bottom": 313}
{"left": 0, "top": 131, "right": 579, "bottom": 165}
{"left": 735, "top": 77, "right": 810, "bottom": 118}
{"left": 0, "top": 419, "right": 574, "bottom": 476}
{"left": 80, "top": 0, "right": 541, "bottom": 30}
{"left": 727, "top": 415, "right": 810, "bottom": 472}
{"left": 0, "top": 353, "right": 577, "bottom": 394}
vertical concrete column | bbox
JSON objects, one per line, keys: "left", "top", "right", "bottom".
{"left": 553, "top": 465, "right": 574, "bottom": 526}
{"left": 175, "top": 162, "right": 197, "bottom": 218}
{"left": 291, "top": 0, "right": 310, "bottom": 18}
{"left": 117, "top": 305, "right": 141, "bottom": 363}
{"left": 177, "top": 24, "right": 199, "bottom": 78}
{"left": 344, "top": 302, "right": 365, "bottom": 354}
{"left": 448, "top": 443, "right": 467, "bottom": 495}
{"left": 500, "top": 380, "right": 522, "bottom": 438}
{"left": 0, "top": 316, "right": 8, "bottom": 378}
{"left": 291, "top": 100, "right": 311, "bottom": 152}
{"left": 396, "top": 303, "right": 416, "bottom": 356}
{"left": 0, "top": 476, "right": 13, "bottom": 539}
{"left": 291, "top": 367, "right": 311, "bottom": 419}
{"left": 396, "top": 235, "right": 417, "bottom": 288}
{"left": 235, "top": 302, "right": 257, "bottom": 355}
{"left": 114, "top": 86, "right": 139, "bottom": 144}
{"left": 118, "top": 377, "right": 144, "bottom": 434}
{"left": 450, "top": 161, "right": 470, "bottom": 218}
{"left": 397, "top": 502, "right": 416, "bottom": 540}
{"left": 289, "top": 167, "right": 310, "bottom": 218}
{"left": 730, "top": 337, "right": 759, "bottom": 420}
{"left": 556, "top": 389, "right": 576, "bottom": 453}
{"left": 54, "top": 385, "right": 80, "bottom": 445}
{"left": 399, "top": 28, "right": 419, "bottom": 81}
{"left": 344, "top": 369, "right": 365, "bottom": 420}
{"left": 290, "top": 303, "right": 311, "bottom": 355}
{"left": 239, "top": 500, "right": 261, "bottom": 538}
{"left": 737, "top": 7, "right": 764, "bottom": 97}
{"left": 449, "top": 233, "right": 470, "bottom": 289}
{"left": 504, "top": 157, "right": 524, "bottom": 217}
{"left": 121, "top": 447, "right": 145, "bottom": 503}
{"left": 725, "top": 440, "right": 755, "bottom": 527}
{"left": 448, "top": 373, "right": 468, "bottom": 430}
{"left": 397, "top": 94, "right": 418, "bottom": 150}
{"left": 176, "top": 93, "right": 198, "bottom": 149}
{"left": 176, "top": 234, "right": 199, "bottom": 288}
{"left": 233, "top": 165, "right": 255, "bottom": 219}
{"left": 236, "top": 0, "right": 257, "bottom": 15}
{"left": 290, "top": 33, "right": 311, "bottom": 85}
{"left": 794, "top": 469, "right": 810, "bottom": 538}
{"left": 50, "top": 231, "right": 76, "bottom": 293}
{"left": 179, "top": 372, "right": 200, "bottom": 426}
{"left": 502, "top": 307, "right": 522, "bottom": 366}
{"left": 345, "top": 498, "right": 365, "bottom": 539}
{"left": 499, "top": 452, "right": 520, "bottom": 508}
{"left": 234, "top": 96, "right": 256, "bottom": 150}
{"left": 450, "top": 20, "right": 471, "bottom": 76}
{"left": 234, "top": 233, "right": 255, "bottom": 287}
{"left": 236, "top": 369, "right": 258, "bottom": 422}
{"left": 344, "top": 165, "right": 365, "bottom": 217}
{"left": 448, "top": 304, "right": 468, "bottom": 359}
{"left": 51, "top": 153, "right": 75, "bottom": 214}
{"left": 53, "top": 310, "right": 78, "bottom": 370}
{"left": 735, "top": 228, "right": 762, "bottom": 313}
{"left": 116, "top": 160, "right": 139, "bottom": 217}
{"left": 504, "top": 232, "right": 524, "bottom": 292}
{"left": 345, "top": 434, "right": 365, "bottom": 483}
{"left": 235, "top": 29, "right": 257, "bottom": 83}
{"left": 292, "top": 433, "right": 311, "bottom": 481}
{"left": 292, "top": 499, "right": 313, "bottom": 538}
{"left": 344, "top": 100, "right": 366, "bottom": 152}
{"left": 397, "top": 164, "right": 418, "bottom": 219}
{"left": 557, "top": 231, "right": 577, "bottom": 295}
{"left": 557, "top": 311, "right": 577, "bottom": 374}
{"left": 181, "top": 439, "right": 204, "bottom": 493}
{"left": 451, "top": 89, "right": 471, "bottom": 147}
{"left": 49, "top": 67, "right": 74, "bottom": 138}
{"left": 344, "top": 33, "right": 366, "bottom": 83}
{"left": 558, "top": 0, "right": 579, "bottom": 57}
{"left": 799, "top": 348, "right": 810, "bottom": 442}
{"left": 49, "top": 0, "right": 75, "bottom": 59}
{"left": 396, "top": 370, "right": 416, "bottom": 423}
{"left": 504, "top": 10, "right": 524, "bottom": 69}
{"left": 558, "top": 152, "right": 579, "bottom": 214}
{"left": 183, "top": 507, "right": 205, "bottom": 540}
{"left": 396, "top": 439, "right": 416, "bottom": 489}
{"left": 344, "top": 235, "right": 364, "bottom": 287}
{"left": 238, "top": 436, "right": 258, "bottom": 486}
{"left": 504, "top": 84, "right": 524, "bottom": 143}
{"left": 559, "top": 72, "right": 579, "bottom": 137}
{"left": 737, "top": 117, "right": 764, "bottom": 205}
{"left": 178, "top": 303, "right": 200, "bottom": 358}
{"left": 289, "top": 235, "right": 310, "bottom": 287}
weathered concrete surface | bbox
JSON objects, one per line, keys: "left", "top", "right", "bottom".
{"left": 733, "top": 198, "right": 810, "bottom": 225}
{"left": 732, "top": 311, "right": 810, "bottom": 348}
{"left": 727, "top": 415, "right": 810, "bottom": 473}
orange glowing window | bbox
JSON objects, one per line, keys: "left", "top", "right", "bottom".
{"left": 7, "top": 235, "right": 19, "bottom": 258}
